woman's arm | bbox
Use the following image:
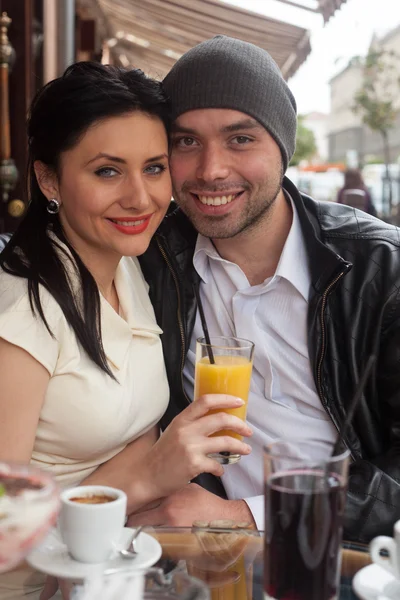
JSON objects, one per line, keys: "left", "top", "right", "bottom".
{"left": 0, "top": 336, "right": 251, "bottom": 517}
{"left": 0, "top": 338, "right": 49, "bottom": 461}
{"left": 81, "top": 426, "right": 159, "bottom": 513}
{"left": 81, "top": 396, "right": 253, "bottom": 515}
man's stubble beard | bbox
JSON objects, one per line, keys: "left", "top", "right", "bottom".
{"left": 172, "top": 169, "right": 283, "bottom": 240}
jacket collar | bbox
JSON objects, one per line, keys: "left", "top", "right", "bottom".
{"left": 282, "top": 177, "right": 352, "bottom": 295}
{"left": 155, "top": 177, "right": 353, "bottom": 294}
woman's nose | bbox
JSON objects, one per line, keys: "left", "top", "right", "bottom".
{"left": 119, "top": 178, "right": 151, "bottom": 211}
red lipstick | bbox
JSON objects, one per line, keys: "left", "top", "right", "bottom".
{"left": 106, "top": 214, "right": 152, "bottom": 235}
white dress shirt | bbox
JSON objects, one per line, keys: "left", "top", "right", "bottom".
{"left": 183, "top": 198, "right": 337, "bottom": 530}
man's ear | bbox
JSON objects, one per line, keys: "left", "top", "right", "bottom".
{"left": 34, "top": 161, "right": 60, "bottom": 201}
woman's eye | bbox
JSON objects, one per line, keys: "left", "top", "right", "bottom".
{"left": 144, "top": 164, "right": 167, "bottom": 175}
{"left": 95, "top": 167, "right": 119, "bottom": 178}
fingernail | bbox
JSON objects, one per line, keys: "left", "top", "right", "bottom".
{"left": 235, "top": 398, "right": 245, "bottom": 405}
{"left": 246, "top": 445, "right": 252, "bottom": 452}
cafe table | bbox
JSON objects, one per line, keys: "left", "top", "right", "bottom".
{"left": 143, "top": 525, "right": 371, "bottom": 600}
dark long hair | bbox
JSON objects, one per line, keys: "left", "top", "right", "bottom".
{"left": 0, "top": 62, "right": 170, "bottom": 379}
{"left": 343, "top": 168, "right": 365, "bottom": 190}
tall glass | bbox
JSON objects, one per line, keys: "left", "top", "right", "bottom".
{"left": 263, "top": 440, "right": 350, "bottom": 600}
{"left": 187, "top": 527, "right": 257, "bottom": 600}
{"left": 194, "top": 336, "right": 254, "bottom": 465}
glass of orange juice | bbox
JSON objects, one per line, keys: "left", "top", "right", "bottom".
{"left": 194, "top": 336, "right": 254, "bottom": 465}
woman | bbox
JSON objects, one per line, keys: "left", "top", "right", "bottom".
{"left": 0, "top": 62, "right": 251, "bottom": 598}
{"left": 336, "top": 168, "right": 377, "bottom": 216}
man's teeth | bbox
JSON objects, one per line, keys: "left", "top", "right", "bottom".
{"left": 198, "top": 194, "right": 236, "bottom": 206}
{"left": 111, "top": 219, "right": 145, "bottom": 226}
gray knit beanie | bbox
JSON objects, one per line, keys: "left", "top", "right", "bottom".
{"left": 163, "top": 35, "right": 297, "bottom": 171}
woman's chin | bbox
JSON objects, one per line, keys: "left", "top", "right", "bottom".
{"left": 111, "top": 235, "right": 154, "bottom": 258}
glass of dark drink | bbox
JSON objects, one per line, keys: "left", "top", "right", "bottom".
{"left": 263, "top": 440, "right": 350, "bottom": 600}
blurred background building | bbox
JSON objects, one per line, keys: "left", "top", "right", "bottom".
{"left": 328, "top": 25, "right": 400, "bottom": 166}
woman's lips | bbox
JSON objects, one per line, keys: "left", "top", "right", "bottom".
{"left": 106, "top": 214, "right": 152, "bottom": 235}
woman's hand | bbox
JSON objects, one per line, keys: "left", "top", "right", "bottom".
{"left": 143, "top": 394, "right": 252, "bottom": 500}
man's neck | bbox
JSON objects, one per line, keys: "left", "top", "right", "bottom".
{"left": 212, "top": 190, "right": 293, "bottom": 286}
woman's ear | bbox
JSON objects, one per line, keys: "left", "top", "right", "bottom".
{"left": 34, "top": 161, "right": 60, "bottom": 201}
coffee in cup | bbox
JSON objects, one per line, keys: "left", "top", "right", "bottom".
{"left": 69, "top": 494, "right": 116, "bottom": 504}
{"left": 59, "top": 485, "right": 127, "bottom": 563}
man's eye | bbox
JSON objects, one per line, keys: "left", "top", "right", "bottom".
{"left": 144, "top": 164, "right": 167, "bottom": 175}
{"left": 95, "top": 167, "right": 119, "bottom": 178}
{"left": 175, "top": 137, "right": 197, "bottom": 147}
{"left": 232, "top": 136, "right": 252, "bottom": 145}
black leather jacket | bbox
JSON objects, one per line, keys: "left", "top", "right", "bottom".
{"left": 139, "top": 177, "right": 400, "bottom": 543}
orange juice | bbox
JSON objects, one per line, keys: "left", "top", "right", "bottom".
{"left": 188, "top": 556, "right": 251, "bottom": 600}
{"left": 194, "top": 355, "right": 252, "bottom": 440}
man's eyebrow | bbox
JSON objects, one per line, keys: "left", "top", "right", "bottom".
{"left": 220, "top": 119, "right": 263, "bottom": 133}
{"left": 171, "top": 119, "right": 262, "bottom": 136}
{"left": 171, "top": 124, "right": 197, "bottom": 135}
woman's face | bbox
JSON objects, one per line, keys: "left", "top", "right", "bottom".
{"left": 42, "top": 112, "right": 171, "bottom": 261}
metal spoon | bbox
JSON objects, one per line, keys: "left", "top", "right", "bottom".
{"left": 119, "top": 526, "right": 143, "bottom": 559}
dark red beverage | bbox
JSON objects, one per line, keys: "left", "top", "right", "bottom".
{"left": 264, "top": 469, "right": 346, "bottom": 600}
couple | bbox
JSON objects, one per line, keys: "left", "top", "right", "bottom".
{"left": 0, "top": 34, "right": 400, "bottom": 597}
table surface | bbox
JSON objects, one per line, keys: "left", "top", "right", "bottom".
{"left": 144, "top": 526, "right": 371, "bottom": 600}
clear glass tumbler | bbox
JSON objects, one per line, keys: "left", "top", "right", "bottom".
{"left": 264, "top": 440, "right": 350, "bottom": 600}
{"left": 194, "top": 336, "right": 254, "bottom": 465}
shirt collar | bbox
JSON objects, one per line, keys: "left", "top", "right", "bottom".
{"left": 193, "top": 235, "right": 219, "bottom": 284}
{"left": 100, "top": 258, "right": 162, "bottom": 370}
{"left": 192, "top": 193, "right": 310, "bottom": 301}
{"left": 274, "top": 192, "right": 310, "bottom": 301}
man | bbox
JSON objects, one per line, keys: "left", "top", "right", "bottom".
{"left": 142, "top": 36, "right": 399, "bottom": 542}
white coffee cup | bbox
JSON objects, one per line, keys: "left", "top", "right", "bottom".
{"left": 59, "top": 485, "right": 127, "bottom": 563}
{"left": 370, "top": 520, "right": 400, "bottom": 578}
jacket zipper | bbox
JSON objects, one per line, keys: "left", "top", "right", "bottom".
{"left": 317, "top": 266, "right": 354, "bottom": 458}
{"left": 156, "top": 237, "right": 191, "bottom": 405}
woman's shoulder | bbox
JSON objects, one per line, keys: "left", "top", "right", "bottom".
{"left": 0, "top": 268, "right": 63, "bottom": 322}
{"left": 0, "top": 269, "right": 66, "bottom": 375}
{"left": 0, "top": 269, "right": 29, "bottom": 310}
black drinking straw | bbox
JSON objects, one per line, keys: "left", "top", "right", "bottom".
{"left": 331, "top": 354, "right": 376, "bottom": 457}
{"left": 193, "top": 283, "right": 215, "bottom": 364}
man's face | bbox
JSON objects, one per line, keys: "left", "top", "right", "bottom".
{"left": 170, "top": 108, "right": 283, "bottom": 239}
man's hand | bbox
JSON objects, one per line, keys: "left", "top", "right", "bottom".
{"left": 127, "top": 483, "right": 255, "bottom": 527}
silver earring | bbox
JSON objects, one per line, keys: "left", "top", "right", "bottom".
{"left": 47, "top": 198, "right": 60, "bottom": 215}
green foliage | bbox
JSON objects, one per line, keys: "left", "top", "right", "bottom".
{"left": 352, "top": 47, "right": 400, "bottom": 220}
{"left": 352, "top": 48, "right": 400, "bottom": 135}
{"left": 290, "top": 116, "right": 317, "bottom": 166}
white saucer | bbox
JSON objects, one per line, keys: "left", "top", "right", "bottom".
{"left": 353, "top": 563, "right": 400, "bottom": 600}
{"left": 27, "top": 527, "right": 162, "bottom": 580}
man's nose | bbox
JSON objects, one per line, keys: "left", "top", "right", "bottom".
{"left": 196, "top": 144, "right": 230, "bottom": 182}
{"left": 119, "top": 176, "right": 151, "bottom": 211}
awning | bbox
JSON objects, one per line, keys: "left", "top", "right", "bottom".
{"left": 274, "top": 0, "right": 348, "bottom": 24}
{"left": 318, "top": 0, "right": 347, "bottom": 23}
{"left": 79, "top": 0, "right": 312, "bottom": 79}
